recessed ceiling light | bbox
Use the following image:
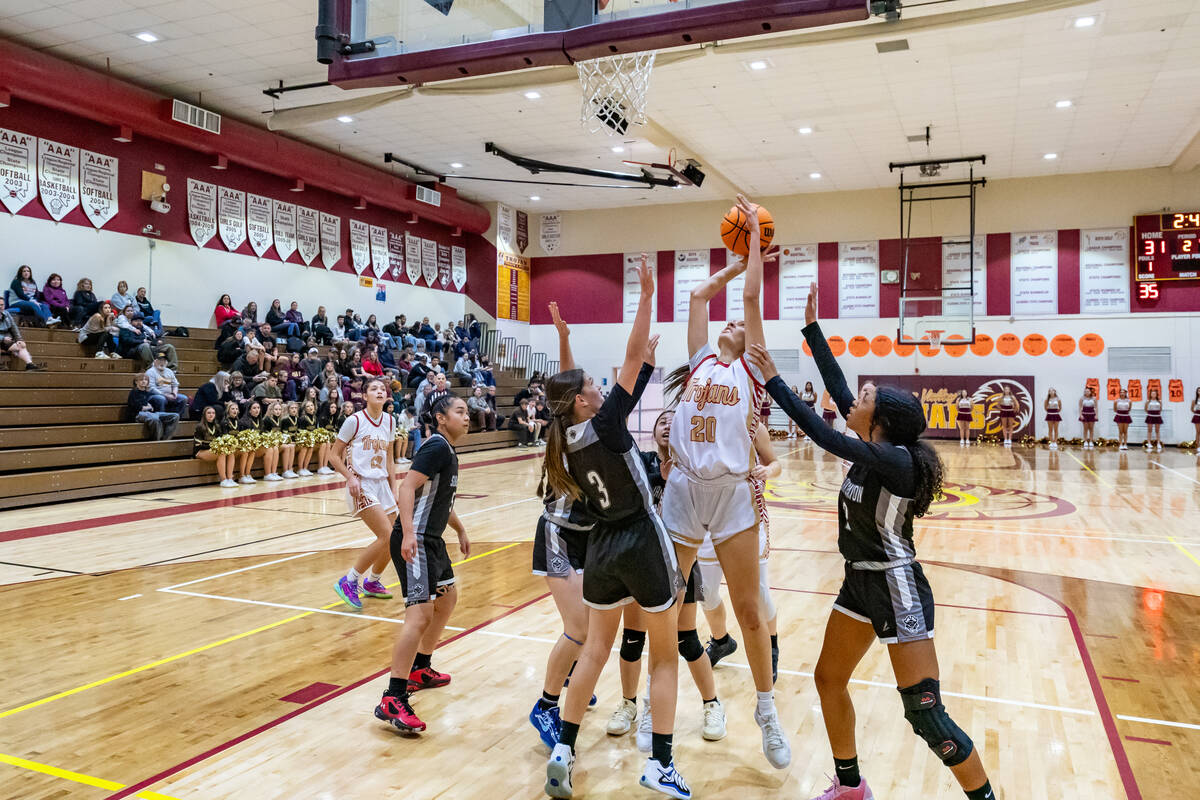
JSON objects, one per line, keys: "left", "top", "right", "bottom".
{"left": 1055, "top": 99, "right": 1073, "bottom": 108}
{"left": 1044, "top": 153, "right": 1058, "bottom": 160}
{"left": 798, "top": 126, "right": 813, "bottom": 135}
{"left": 748, "top": 60, "right": 768, "bottom": 71}
{"left": 133, "top": 31, "right": 159, "bottom": 42}
{"left": 611, "top": 145, "right": 625, "bottom": 153}
{"left": 529, "top": 195, "right": 541, "bottom": 201}
{"left": 336, "top": 115, "right": 354, "bottom": 123}
{"left": 524, "top": 91, "right": 542, "bottom": 100}
{"left": 449, "top": 162, "right": 464, "bottom": 169}
{"left": 1073, "top": 15, "right": 1095, "bottom": 27}
{"left": 809, "top": 172, "right": 822, "bottom": 179}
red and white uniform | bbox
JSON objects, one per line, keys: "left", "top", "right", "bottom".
{"left": 337, "top": 409, "right": 397, "bottom": 516}
{"left": 663, "top": 344, "right": 764, "bottom": 546}
{"left": 696, "top": 475, "right": 775, "bottom": 618}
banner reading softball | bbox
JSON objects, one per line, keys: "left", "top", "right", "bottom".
{"left": 0, "top": 128, "right": 36, "bottom": 214}
{"left": 497, "top": 252, "right": 531, "bottom": 321}
{"left": 319, "top": 212, "right": 341, "bottom": 270}
{"left": 349, "top": 219, "right": 370, "bottom": 275}
{"left": 80, "top": 149, "right": 118, "bottom": 229}
{"left": 370, "top": 225, "right": 389, "bottom": 279}
{"left": 623, "top": 252, "right": 657, "bottom": 323}
{"left": 778, "top": 244, "right": 818, "bottom": 320}
{"left": 1080, "top": 228, "right": 1129, "bottom": 314}
{"left": 186, "top": 179, "right": 217, "bottom": 247}
{"left": 405, "top": 232, "right": 421, "bottom": 283}
{"left": 941, "top": 235, "right": 986, "bottom": 316}
{"left": 37, "top": 138, "right": 79, "bottom": 221}
{"left": 451, "top": 245, "right": 467, "bottom": 290}
{"left": 838, "top": 241, "right": 879, "bottom": 318}
{"left": 217, "top": 187, "right": 246, "bottom": 251}
{"left": 673, "top": 250, "right": 710, "bottom": 319}
{"left": 421, "top": 238, "right": 438, "bottom": 285}
{"left": 295, "top": 206, "right": 319, "bottom": 265}
{"left": 246, "top": 194, "right": 273, "bottom": 257}
{"left": 273, "top": 200, "right": 297, "bottom": 261}
{"left": 1010, "top": 231, "right": 1058, "bottom": 316}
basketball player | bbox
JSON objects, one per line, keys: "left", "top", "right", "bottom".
{"left": 1079, "top": 386, "right": 1099, "bottom": 449}
{"left": 1044, "top": 389, "right": 1062, "bottom": 449}
{"left": 330, "top": 378, "right": 398, "bottom": 610}
{"left": 661, "top": 194, "right": 791, "bottom": 769}
{"left": 1114, "top": 389, "right": 1133, "bottom": 451}
{"left": 374, "top": 393, "right": 471, "bottom": 734}
{"left": 954, "top": 390, "right": 972, "bottom": 447}
{"left": 1144, "top": 388, "right": 1164, "bottom": 451}
{"left": 997, "top": 386, "right": 1017, "bottom": 447}
{"left": 543, "top": 256, "right": 689, "bottom": 799}
{"left": 745, "top": 283, "right": 994, "bottom": 800}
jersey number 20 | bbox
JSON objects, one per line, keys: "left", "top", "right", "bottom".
{"left": 689, "top": 415, "right": 717, "bottom": 443}
{"left": 587, "top": 470, "right": 611, "bottom": 509}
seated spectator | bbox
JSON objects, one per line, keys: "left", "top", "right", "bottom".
{"left": 417, "top": 316, "right": 438, "bottom": 354}
{"left": 193, "top": 404, "right": 235, "bottom": 487}
{"left": 301, "top": 347, "right": 325, "bottom": 384}
{"left": 534, "top": 397, "right": 551, "bottom": 426}
{"left": 218, "top": 328, "right": 246, "bottom": 367}
{"left": 330, "top": 315, "right": 348, "bottom": 344}
{"left": 508, "top": 397, "right": 541, "bottom": 448}
{"left": 310, "top": 305, "right": 332, "bottom": 344}
{"left": 285, "top": 301, "right": 308, "bottom": 335}
{"left": 127, "top": 374, "right": 180, "bottom": 441}
{"left": 117, "top": 312, "right": 178, "bottom": 370}
{"left": 214, "top": 293, "right": 240, "bottom": 327}
{"left": 1, "top": 297, "right": 43, "bottom": 370}
{"left": 77, "top": 301, "right": 118, "bottom": 358}
{"left": 9, "top": 265, "right": 57, "bottom": 326}
{"left": 513, "top": 382, "right": 533, "bottom": 407}
{"left": 257, "top": 322, "right": 281, "bottom": 368}
{"left": 475, "top": 356, "right": 495, "bottom": 387}
{"left": 42, "top": 273, "right": 70, "bottom": 323}
{"left": 145, "top": 351, "right": 190, "bottom": 417}
{"left": 228, "top": 370, "right": 252, "bottom": 413}
{"left": 253, "top": 373, "right": 283, "bottom": 402}
{"left": 467, "top": 385, "right": 497, "bottom": 432}
{"left": 377, "top": 341, "right": 398, "bottom": 374}
{"left": 266, "top": 299, "right": 300, "bottom": 339}
{"left": 452, "top": 352, "right": 475, "bottom": 387}
{"left": 70, "top": 278, "right": 101, "bottom": 328}
{"left": 110, "top": 280, "right": 136, "bottom": 313}
{"left": 414, "top": 380, "right": 435, "bottom": 422}
{"left": 232, "top": 348, "right": 270, "bottom": 385}
{"left": 419, "top": 373, "right": 452, "bottom": 436}
{"left": 192, "top": 370, "right": 231, "bottom": 416}
{"left": 399, "top": 402, "right": 421, "bottom": 452}
{"left": 362, "top": 345, "right": 385, "bottom": 378}
{"left": 277, "top": 352, "right": 306, "bottom": 400}
{"left": 344, "top": 375, "right": 366, "bottom": 410}
{"left": 405, "top": 353, "right": 433, "bottom": 389}
{"left": 134, "top": 287, "right": 163, "bottom": 336}
{"left": 241, "top": 300, "right": 258, "bottom": 325}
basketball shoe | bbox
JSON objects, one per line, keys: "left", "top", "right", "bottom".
{"left": 755, "top": 707, "right": 792, "bottom": 768}
{"left": 545, "top": 743, "right": 575, "bottom": 798}
{"left": 408, "top": 666, "right": 451, "bottom": 693}
{"left": 360, "top": 579, "right": 392, "bottom": 599}
{"left": 705, "top": 634, "right": 738, "bottom": 667}
{"left": 809, "top": 777, "right": 875, "bottom": 799}
{"left": 375, "top": 694, "right": 425, "bottom": 733}
{"left": 701, "top": 699, "right": 726, "bottom": 741}
{"left": 639, "top": 758, "right": 692, "bottom": 799}
{"left": 529, "top": 700, "right": 562, "bottom": 749}
{"left": 607, "top": 698, "right": 637, "bottom": 735}
{"left": 334, "top": 575, "right": 362, "bottom": 610}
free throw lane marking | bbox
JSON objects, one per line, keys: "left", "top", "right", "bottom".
{"left": 0, "top": 751, "right": 181, "bottom": 799}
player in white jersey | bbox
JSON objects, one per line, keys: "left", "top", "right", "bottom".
{"left": 661, "top": 194, "right": 791, "bottom": 770}
{"left": 330, "top": 378, "right": 400, "bottom": 610}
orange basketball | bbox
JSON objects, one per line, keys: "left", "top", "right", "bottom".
{"left": 721, "top": 204, "right": 775, "bottom": 256}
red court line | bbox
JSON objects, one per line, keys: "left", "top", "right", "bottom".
{"left": 1103, "top": 676, "right": 1141, "bottom": 684}
{"left": 279, "top": 682, "right": 339, "bottom": 704}
{"left": 0, "top": 452, "right": 540, "bottom": 544}
{"left": 1124, "top": 736, "right": 1171, "bottom": 746}
{"left": 767, "top": 584, "right": 1067, "bottom": 619}
{"left": 106, "top": 591, "right": 551, "bottom": 800}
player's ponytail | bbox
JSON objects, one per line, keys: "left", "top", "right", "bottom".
{"left": 542, "top": 369, "right": 586, "bottom": 502}
{"left": 872, "top": 386, "right": 943, "bottom": 517}
{"left": 663, "top": 363, "right": 690, "bottom": 405}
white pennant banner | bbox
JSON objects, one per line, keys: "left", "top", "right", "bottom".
{"left": 370, "top": 225, "right": 390, "bottom": 279}
{"left": 0, "top": 128, "right": 37, "bottom": 214}
{"left": 405, "top": 232, "right": 421, "bottom": 284}
{"left": 421, "top": 237, "right": 438, "bottom": 285}
{"left": 217, "top": 186, "right": 246, "bottom": 251}
{"left": 296, "top": 206, "right": 320, "bottom": 265}
{"left": 273, "top": 200, "right": 297, "bottom": 261}
{"left": 319, "top": 212, "right": 341, "bottom": 270}
{"left": 246, "top": 194, "right": 273, "bottom": 257}
{"left": 349, "top": 219, "right": 370, "bottom": 275}
{"left": 451, "top": 245, "right": 467, "bottom": 290}
{"left": 37, "top": 138, "right": 79, "bottom": 221}
{"left": 80, "top": 149, "right": 118, "bottom": 229}
{"left": 187, "top": 178, "right": 217, "bottom": 247}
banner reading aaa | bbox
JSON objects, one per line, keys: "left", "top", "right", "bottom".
{"left": 37, "top": 138, "right": 79, "bottom": 221}
{"left": 80, "top": 149, "right": 118, "bottom": 229}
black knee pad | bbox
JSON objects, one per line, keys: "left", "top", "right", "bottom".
{"left": 677, "top": 629, "right": 705, "bottom": 663}
{"left": 619, "top": 628, "right": 646, "bottom": 662}
{"left": 898, "top": 678, "right": 974, "bottom": 767}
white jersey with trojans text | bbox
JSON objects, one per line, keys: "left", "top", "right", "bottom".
{"left": 337, "top": 410, "right": 394, "bottom": 480}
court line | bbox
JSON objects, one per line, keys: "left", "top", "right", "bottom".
{"left": 160, "top": 552, "right": 316, "bottom": 591}
{"left": 1146, "top": 460, "right": 1200, "bottom": 569}
{"left": 0, "top": 752, "right": 180, "bottom": 800}
{"left": 0, "top": 560, "right": 84, "bottom": 574}
{"left": 1117, "top": 714, "right": 1200, "bottom": 732}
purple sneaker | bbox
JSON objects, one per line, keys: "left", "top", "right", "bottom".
{"left": 335, "top": 576, "right": 363, "bottom": 610}
{"left": 361, "top": 579, "right": 393, "bottom": 599}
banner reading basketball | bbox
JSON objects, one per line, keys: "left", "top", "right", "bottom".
{"left": 186, "top": 179, "right": 217, "bottom": 247}
{"left": 497, "top": 252, "right": 530, "bottom": 322}
{"left": 623, "top": 253, "right": 657, "bottom": 323}
{"left": 37, "top": 138, "right": 79, "bottom": 222}
{"left": 673, "top": 250, "right": 710, "bottom": 319}
{"left": 779, "top": 244, "right": 818, "bottom": 320}
{"left": 859, "top": 374, "right": 1036, "bottom": 439}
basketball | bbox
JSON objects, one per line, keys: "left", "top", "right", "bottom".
{"left": 720, "top": 204, "right": 775, "bottom": 256}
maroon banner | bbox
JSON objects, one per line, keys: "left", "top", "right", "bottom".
{"left": 858, "top": 374, "right": 1037, "bottom": 438}
{"left": 516, "top": 210, "right": 529, "bottom": 254}
{"left": 437, "top": 243, "right": 452, "bottom": 288}
{"left": 387, "top": 231, "right": 405, "bottom": 281}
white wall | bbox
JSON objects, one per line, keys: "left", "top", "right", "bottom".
{"left": 1, "top": 213, "right": 468, "bottom": 330}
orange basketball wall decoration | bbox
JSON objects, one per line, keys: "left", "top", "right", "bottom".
{"left": 996, "top": 333, "right": 1021, "bottom": 356}
{"left": 1050, "top": 334, "right": 1076, "bottom": 356}
{"left": 1106, "top": 378, "right": 1121, "bottom": 400}
{"left": 1079, "top": 333, "right": 1105, "bottom": 357}
{"left": 1128, "top": 379, "right": 1143, "bottom": 402}
{"left": 1022, "top": 333, "right": 1048, "bottom": 356}
{"left": 1169, "top": 379, "right": 1184, "bottom": 402}
{"left": 847, "top": 336, "right": 870, "bottom": 357}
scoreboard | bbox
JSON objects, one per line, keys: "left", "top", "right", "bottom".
{"left": 1136, "top": 212, "right": 1200, "bottom": 282}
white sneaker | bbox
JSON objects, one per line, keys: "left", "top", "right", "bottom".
{"left": 298, "top": 469, "right": 313, "bottom": 477}
{"left": 635, "top": 701, "right": 653, "bottom": 753}
{"left": 639, "top": 758, "right": 691, "bottom": 799}
{"left": 239, "top": 475, "right": 256, "bottom": 484}
{"left": 282, "top": 470, "right": 298, "bottom": 479}
{"left": 545, "top": 743, "right": 575, "bottom": 798}
{"left": 1049, "top": 442, "right": 1058, "bottom": 450}
{"left": 754, "top": 708, "right": 791, "bottom": 769}
{"left": 46, "top": 316, "right": 61, "bottom": 327}
{"left": 219, "top": 479, "right": 238, "bottom": 488}
{"left": 93, "top": 351, "right": 109, "bottom": 359}
{"left": 607, "top": 698, "right": 637, "bottom": 736}
{"left": 701, "top": 699, "right": 726, "bottom": 741}
{"left": 317, "top": 466, "right": 335, "bottom": 475}
{"left": 1156, "top": 443, "right": 1163, "bottom": 452}
{"left": 264, "top": 473, "right": 283, "bottom": 482}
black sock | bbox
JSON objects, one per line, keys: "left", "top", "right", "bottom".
{"left": 651, "top": 732, "right": 673, "bottom": 765}
{"left": 770, "top": 634, "right": 778, "bottom": 650}
{"left": 702, "top": 696, "right": 717, "bottom": 705}
{"left": 834, "top": 756, "right": 861, "bottom": 788}
{"left": 560, "top": 720, "right": 580, "bottom": 750}
{"left": 625, "top": 696, "right": 638, "bottom": 704}
{"left": 538, "top": 691, "right": 560, "bottom": 710}
{"left": 386, "top": 676, "right": 408, "bottom": 698}
{"left": 965, "top": 781, "right": 993, "bottom": 800}
{"left": 713, "top": 633, "right": 731, "bottom": 645}
{"left": 412, "top": 652, "right": 432, "bottom": 670}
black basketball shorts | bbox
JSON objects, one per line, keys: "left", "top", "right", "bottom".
{"left": 834, "top": 560, "right": 935, "bottom": 644}
{"left": 583, "top": 514, "right": 684, "bottom": 613}
{"left": 391, "top": 532, "right": 456, "bottom": 607}
{"left": 532, "top": 516, "right": 589, "bottom": 578}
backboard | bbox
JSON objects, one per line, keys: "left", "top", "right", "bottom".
{"left": 898, "top": 289, "right": 976, "bottom": 348}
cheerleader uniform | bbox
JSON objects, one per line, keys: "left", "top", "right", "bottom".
{"left": 1145, "top": 399, "right": 1164, "bottom": 426}
{"left": 1113, "top": 399, "right": 1132, "bottom": 425}
{"left": 956, "top": 397, "right": 972, "bottom": 423}
{"left": 1079, "top": 397, "right": 1098, "bottom": 423}
{"left": 998, "top": 396, "right": 1016, "bottom": 420}
{"left": 801, "top": 390, "right": 817, "bottom": 411}
{"left": 1191, "top": 398, "right": 1200, "bottom": 425}
{"left": 1045, "top": 397, "right": 1062, "bottom": 423}
{"left": 193, "top": 420, "right": 221, "bottom": 456}
{"left": 822, "top": 406, "right": 838, "bottom": 423}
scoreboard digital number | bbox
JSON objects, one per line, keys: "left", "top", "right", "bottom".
{"left": 1136, "top": 211, "right": 1200, "bottom": 282}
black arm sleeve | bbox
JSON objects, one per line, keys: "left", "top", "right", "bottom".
{"left": 802, "top": 322, "right": 856, "bottom": 418}
{"left": 629, "top": 362, "right": 654, "bottom": 407}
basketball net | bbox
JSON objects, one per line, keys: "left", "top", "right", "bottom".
{"left": 576, "top": 51, "right": 655, "bottom": 135}
{"left": 927, "top": 330, "right": 943, "bottom": 350}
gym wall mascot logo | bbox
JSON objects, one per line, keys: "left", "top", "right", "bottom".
{"left": 969, "top": 378, "right": 1034, "bottom": 436}
{"left": 859, "top": 374, "right": 1036, "bottom": 439}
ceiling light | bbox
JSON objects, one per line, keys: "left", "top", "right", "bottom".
{"left": 611, "top": 145, "right": 625, "bottom": 153}
{"left": 748, "top": 60, "right": 768, "bottom": 71}
{"left": 133, "top": 31, "right": 159, "bottom": 42}
{"left": 798, "top": 126, "right": 813, "bottom": 135}
{"left": 336, "top": 115, "right": 354, "bottom": 123}
{"left": 529, "top": 195, "right": 541, "bottom": 201}
{"left": 524, "top": 91, "right": 542, "bottom": 100}
{"left": 1055, "top": 99, "right": 1073, "bottom": 108}
{"left": 809, "top": 172, "right": 822, "bottom": 179}
{"left": 1073, "top": 15, "right": 1095, "bottom": 27}
{"left": 449, "top": 162, "right": 464, "bottom": 169}
{"left": 1044, "top": 153, "right": 1058, "bottom": 160}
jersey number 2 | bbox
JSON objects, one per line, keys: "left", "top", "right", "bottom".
{"left": 689, "top": 415, "right": 717, "bottom": 443}
{"left": 586, "top": 470, "right": 611, "bottom": 509}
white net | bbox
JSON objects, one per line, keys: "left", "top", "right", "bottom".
{"left": 576, "top": 51, "right": 656, "bottom": 136}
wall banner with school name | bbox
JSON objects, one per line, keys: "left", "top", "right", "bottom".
{"left": 421, "top": 237, "right": 438, "bottom": 285}
{"left": 349, "top": 219, "right": 370, "bottom": 275}
{"left": 319, "top": 212, "right": 341, "bottom": 270}
{"left": 778, "top": 244, "right": 818, "bottom": 320}
{"left": 186, "top": 178, "right": 217, "bottom": 247}
{"left": 859, "top": 374, "right": 1036, "bottom": 439}
{"left": 295, "top": 205, "right": 319, "bottom": 265}
{"left": 370, "top": 225, "right": 390, "bottom": 279}
{"left": 404, "top": 232, "right": 421, "bottom": 283}
{"left": 273, "top": 200, "right": 297, "bottom": 261}
{"left": 80, "top": 149, "right": 118, "bottom": 229}
{"left": 0, "top": 128, "right": 36, "bottom": 214}
{"left": 37, "top": 138, "right": 79, "bottom": 221}
{"left": 497, "top": 251, "right": 530, "bottom": 321}
{"left": 452, "top": 245, "right": 467, "bottom": 290}
{"left": 217, "top": 186, "right": 246, "bottom": 252}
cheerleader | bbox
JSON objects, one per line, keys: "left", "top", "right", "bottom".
{"left": 315, "top": 399, "right": 341, "bottom": 475}
{"left": 1144, "top": 388, "right": 1164, "bottom": 452}
{"left": 279, "top": 401, "right": 300, "bottom": 477}
{"left": 214, "top": 401, "right": 245, "bottom": 483}
{"left": 997, "top": 386, "right": 1018, "bottom": 447}
{"left": 1113, "top": 389, "right": 1133, "bottom": 451}
{"left": 260, "top": 401, "right": 286, "bottom": 481}
{"left": 822, "top": 390, "right": 838, "bottom": 427}
{"left": 759, "top": 395, "right": 772, "bottom": 427}
{"left": 1044, "top": 389, "right": 1063, "bottom": 449}
{"left": 1191, "top": 388, "right": 1200, "bottom": 448}
{"left": 236, "top": 400, "right": 266, "bottom": 483}
{"left": 954, "top": 390, "right": 972, "bottom": 446}
{"left": 1079, "top": 386, "right": 1099, "bottom": 449}
{"left": 797, "top": 382, "right": 817, "bottom": 439}
{"left": 395, "top": 402, "right": 413, "bottom": 465}
{"left": 296, "top": 400, "right": 318, "bottom": 477}
{"left": 193, "top": 405, "right": 235, "bottom": 487}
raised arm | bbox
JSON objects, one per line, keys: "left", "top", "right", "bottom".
{"left": 738, "top": 194, "right": 766, "bottom": 351}
{"left": 617, "top": 254, "right": 654, "bottom": 394}
{"left": 687, "top": 250, "right": 747, "bottom": 356}
{"left": 801, "top": 283, "right": 855, "bottom": 417}
{"left": 548, "top": 301, "right": 574, "bottom": 372}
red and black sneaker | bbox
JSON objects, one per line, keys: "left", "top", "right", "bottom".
{"left": 407, "top": 666, "right": 452, "bottom": 693}
{"left": 375, "top": 694, "right": 426, "bottom": 733}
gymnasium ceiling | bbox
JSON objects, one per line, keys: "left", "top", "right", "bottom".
{"left": 1, "top": 0, "right": 1198, "bottom": 212}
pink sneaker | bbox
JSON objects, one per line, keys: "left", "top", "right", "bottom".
{"left": 811, "top": 777, "right": 874, "bottom": 800}
{"left": 361, "top": 579, "right": 393, "bottom": 599}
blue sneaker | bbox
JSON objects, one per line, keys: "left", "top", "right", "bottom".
{"left": 335, "top": 575, "right": 362, "bottom": 610}
{"left": 530, "top": 700, "right": 561, "bottom": 749}
{"left": 562, "top": 677, "right": 597, "bottom": 708}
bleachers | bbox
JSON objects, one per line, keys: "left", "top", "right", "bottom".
{"left": 0, "top": 325, "right": 531, "bottom": 510}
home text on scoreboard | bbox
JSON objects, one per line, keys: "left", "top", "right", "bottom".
{"left": 1135, "top": 212, "right": 1200, "bottom": 282}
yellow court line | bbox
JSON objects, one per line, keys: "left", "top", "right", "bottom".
{"left": 0, "top": 752, "right": 181, "bottom": 800}
{"left": 0, "top": 541, "right": 527, "bottom": 719}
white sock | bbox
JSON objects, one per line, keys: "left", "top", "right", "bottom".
{"left": 756, "top": 690, "right": 775, "bottom": 718}
{"left": 346, "top": 567, "right": 361, "bottom": 584}
{"left": 643, "top": 674, "right": 651, "bottom": 707}
{"left": 366, "top": 570, "right": 381, "bottom": 583}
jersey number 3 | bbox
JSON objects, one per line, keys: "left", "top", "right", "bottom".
{"left": 586, "top": 470, "right": 611, "bottom": 509}
{"left": 689, "top": 415, "right": 717, "bottom": 443}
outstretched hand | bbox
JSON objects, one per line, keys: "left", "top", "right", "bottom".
{"left": 728, "top": 246, "right": 778, "bottom": 272}
{"left": 548, "top": 301, "right": 570, "bottom": 337}
{"left": 805, "top": 281, "right": 818, "bottom": 326}
{"left": 745, "top": 343, "right": 779, "bottom": 382}
{"left": 643, "top": 334, "right": 660, "bottom": 366}
{"left": 638, "top": 252, "right": 655, "bottom": 297}
{"left": 736, "top": 193, "right": 760, "bottom": 233}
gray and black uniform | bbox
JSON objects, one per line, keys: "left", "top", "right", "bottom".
{"left": 533, "top": 492, "right": 594, "bottom": 578}
{"left": 639, "top": 448, "right": 701, "bottom": 605}
{"left": 390, "top": 432, "right": 459, "bottom": 606}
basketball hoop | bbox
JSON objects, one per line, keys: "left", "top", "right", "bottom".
{"left": 576, "top": 50, "right": 655, "bottom": 136}
{"left": 927, "top": 330, "right": 943, "bottom": 350}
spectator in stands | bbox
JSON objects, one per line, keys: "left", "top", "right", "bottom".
{"left": 346, "top": 348, "right": 367, "bottom": 380}
{"left": 285, "top": 301, "right": 308, "bottom": 335}
{"left": 127, "top": 374, "right": 180, "bottom": 441}
{"left": 70, "top": 278, "right": 100, "bottom": 328}
{"left": 534, "top": 396, "right": 551, "bottom": 427}
{"left": 362, "top": 345, "right": 385, "bottom": 378}
{"left": 513, "top": 381, "right": 533, "bottom": 407}
{"left": 214, "top": 294, "right": 240, "bottom": 327}
{"left": 278, "top": 352, "right": 306, "bottom": 400}
{"left": 384, "top": 315, "right": 416, "bottom": 350}
{"left": 317, "top": 360, "right": 342, "bottom": 403}
{"left": 310, "top": 305, "right": 332, "bottom": 344}
{"left": 241, "top": 301, "right": 258, "bottom": 324}
{"left": 241, "top": 328, "right": 269, "bottom": 370}
{"left": 475, "top": 355, "right": 495, "bottom": 387}
{"left": 9, "top": 265, "right": 57, "bottom": 326}
{"left": 218, "top": 328, "right": 246, "bottom": 367}
{"left": 118, "top": 312, "right": 178, "bottom": 370}
{"left": 452, "top": 352, "right": 475, "bottom": 387}
{"left": 253, "top": 373, "right": 283, "bottom": 402}
{"left": 110, "top": 280, "right": 136, "bottom": 313}
{"left": 301, "top": 347, "right": 325, "bottom": 384}
{"left": 343, "top": 308, "right": 361, "bottom": 341}
{"left": 331, "top": 315, "right": 348, "bottom": 344}
{"left": 416, "top": 316, "right": 438, "bottom": 354}
{"left": 78, "top": 301, "right": 118, "bottom": 358}
{"left": 192, "top": 370, "right": 231, "bottom": 416}
{"left": 135, "top": 287, "right": 163, "bottom": 336}
{"left": 42, "top": 273, "right": 70, "bottom": 324}
{"left": 266, "top": 299, "right": 300, "bottom": 339}
{"left": 467, "top": 385, "right": 497, "bottom": 432}
{"left": 228, "top": 370, "right": 252, "bottom": 413}
{"left": 232, "top": 348, "right": 270, "bottom": 386}
{"left": 344, "top": 375, "right": 366, "bottom": 410}
{"left": 145, "top": 351, "right": 190, "bottom": 417}
{"left": 257, "top": 322, "right": 282, "bottom": 366}
{"left": 1, "top": 296, "right": 43, "bottom": 370}
{"left": 508, "top": 397, "right": 538, "bottom": 448}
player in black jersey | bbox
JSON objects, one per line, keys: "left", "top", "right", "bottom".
{"left": 543, "top": 257, "right": 689, "bottom": 800}
{"left": 373, "top": 393, "right": 471, "bottom": 735}
{"left": 745, "top": 284, "right": 994, "bottom": 800}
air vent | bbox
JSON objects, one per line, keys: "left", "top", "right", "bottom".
{"left": 876, "top": 39, "right": 910, "bottom": 53}
{"left": 415, "top": 185, "right": 442, "bottom": 207}
{"left": 171, "top": 98, "right": 221, "bottom": 134}
{"left": 906, "top": 134, "right": 927, "bottom": 142}
{"left": 1107, "top": 346, "right": 1171, "bottom": 373}
{"left": 770, "top": 349, "right": 801, "bottom": 373}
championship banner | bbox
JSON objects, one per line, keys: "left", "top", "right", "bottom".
{"left": 941, "top": 236, "right": 986, "bottom": 316}
{"left": 496, "top": 203, "right": 514, "bottom": 252}
{"left": 778, "top": 244, "right": 818, "bottom": 320}
{"left": 319, "top": 212, "right": 341, "bottom": 270}
{"left": 838, "top": 241, "right": 879, "bottom": 318}
{"left": 186, "top": 178, "right": 217, "bottom": 247}
{"left": 516, "top": 210, "right": 529, "bottom": 253}
{"left": 421, "top": 237, "right": 438, "bottom": 285}
{"left": 404, "top": 232, "right": 421, "bottom": 283}
{"left": 388, "top": 231, "right": 406, "bottom": 280}
{"left": 497, "top": 251, "right": 530, "bottom": 321}
{"left": 723, "top": 249, "right": 746, "bottom": 321}
{"left": 1011, "top": 231, "right": 1058, "bottom": 316}
{"left": 80, "top": 149, "right": 118, "bottom": 229}
{"left": 0, "top": 128, "right": 37, "bottom": 214}
{"left": 451, "top": 245, "right": 467, "bottom": 290}
{"left": 217, "top": 186, "right": 246, "bottom": 251}
{"left": 246, "top": 194, "right": 273, "bottom": 257}
{"left": 273, "top": 200, "right": 297, "bottom": 261}
{"left": 1080, "top": 228, "right": 1130, "bottom": 314}
{"left": 370, "top": 225, "right": 390, "bottom": 279}
{"left": 437, "top": 243, "right": 452, "bottom": 288}
{"left": 539, "top": 213, "right": 561, "bottom": 254}
{"left": 859, "top": 374, "right": 1037, "bottom": 439}
{"left": 349, "top": 219, "right": 371, "bottom": 275}
{"left": 673, "top": 250, "right": 710, "bottom": 319}
{"left": 295, "top": 205, "right": 319, "bottom": 265}
{"left": 37, "top": 138, "right": 79, "bottom": 221}
{"left": 623, "top": 252, "right": 656, "bottom": 323}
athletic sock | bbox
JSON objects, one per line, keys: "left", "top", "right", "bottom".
{"left": 965, "top": 781, "right": 994, "bottom": 800}
{"left": 713, "top": 633, "right": 731, "bottom": 646}
{"left": 366, "top": 570, "right": 381, "bottom": 583}
{"left": 346, "top": 567, "right": 361, "bottom": 583}
{"left": 702, "top": 696, "right": 718, "bottom": 705}
{"left": 538, "top": 691, "right": 560, "bottom": 710}
{"left": 834, "top": 756, "right": 861, "bottom": 788}
{"left": 412, "top": 652, "right": 432, "bottom": 671}
{"left": 755, "top": 690, "right": 775, "bottom": 717}
{"left": 769, "top": 634, "right": 778, "bottom": 650}
{"left": 624, "top": 697, "right": 638, "bottom": 705}
{"left": 386, "top": 676, "right": 408, "bottom": 698}
{"left": 560, "top": 720, "right": 580, "bottom": 750}
{"left": 651, "top": 732, "right": 673, "bottom": 765}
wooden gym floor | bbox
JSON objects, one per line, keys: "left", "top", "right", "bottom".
{"left": 1, "top": 440, "right": 1197, "bottom": 800}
